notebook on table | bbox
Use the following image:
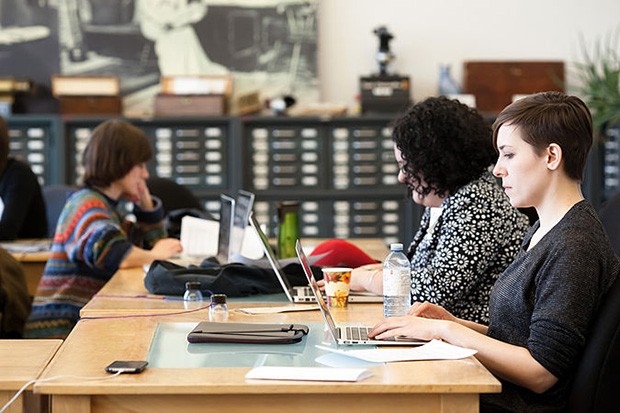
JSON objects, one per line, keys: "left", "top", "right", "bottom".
{"left": 248, "top": 213, "right": 382, "bottom": 304}
{"left": 170, "top": 194, "right": 234, "bottom": 268}
{"left": 295, "top": 239, "right": 426, "bottom": 346}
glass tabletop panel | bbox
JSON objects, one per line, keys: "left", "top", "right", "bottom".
{"left": 147, "top": 322, "right": 376, "bottom": 368}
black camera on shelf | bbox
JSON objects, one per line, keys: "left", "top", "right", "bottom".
{"left": 359, "top": 26, "right": 411, "bottom": 115}
{"left": 373, "top": 26, "right": 394, "bottom": 76}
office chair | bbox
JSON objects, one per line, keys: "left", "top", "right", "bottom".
{"left": 567, "top": 275, "right": 620, "bottom": 412}
{"left": 146, "top": 177, "right": 202, "bottom": 215}
{"left": 146, "top": 177, "right": 212, "bottom": 238}
{"left": 599, "top": 191, "right": 620, "bottom": 256}
{"left": 42, "top": 185, "right": 75, "bottom": 238}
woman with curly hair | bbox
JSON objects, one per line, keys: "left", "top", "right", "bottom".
{"left": 313, "top": 97, "right": 530, "bottom": 323}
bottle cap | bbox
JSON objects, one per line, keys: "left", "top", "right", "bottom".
{"left": 277, "top": 201, "right": 300, "bottom": 220}
{"left": 210, "top": 294, "right": 227, "bottom": 304}
{"left": 390, "top": 243, "right": 403, "bottom": 251}
{"left": 185, "top": 281, "right": 201, "bottom": 290}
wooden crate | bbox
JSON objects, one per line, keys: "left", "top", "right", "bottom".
{"left": 154, "top": 94, "right": 227, "bottom": 116}
{"left": 464, "top": 61, "right": 564, "bottom": 114}
{"left": 58, "top": 95, "right": 122, "bottom": 115}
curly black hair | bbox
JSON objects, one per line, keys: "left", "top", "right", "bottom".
{"left": 391, "top": 96, "right": 496, "bottom": 198}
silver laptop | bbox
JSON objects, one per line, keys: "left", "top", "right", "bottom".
{"left": 248, "top": 212, "right": 300, "bottom": 303}
{"left": 230, "top": 190, "right": 255, "bottom": 258}
{"left": 293, "top": 285, "right": 383, "bottom": 304}
{"left": 217, "top": 194, "right": 235, "bottom": 264}
{"left": 249, "top": 213, "right": 382, "bottom": 304}
{"left": 295, "top": 239, "right": 426, "bottom": 346}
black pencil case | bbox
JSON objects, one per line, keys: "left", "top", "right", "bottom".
{"left": 187, "top": 322, "right": 309, "bottom": 344}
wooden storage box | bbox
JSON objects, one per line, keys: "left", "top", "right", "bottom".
{"left": 58, "top": 95, "right": 122, "bottom": 115}
{"left": 154, "top": 94, "right": 227, "bottom": 116}
{"left": 464, "top": 61, "right": 564, "bottom": 114}
{"left": 160, "top": 75, "right": 231, "bottom": 96}
{"left": 52, "top": 75, "right": 120, "bottom": 96}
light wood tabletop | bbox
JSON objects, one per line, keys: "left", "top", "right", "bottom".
{"left": 2, "top": 240, "right": 51, "bottom": 298}
{"left": 36, "top": 305, "right": 500, "bottom": 413}
{"left": 80, "top": 237, "right": 390, "bottom": 317}
{"left": 0, "top": 340, "right": 62, "bottom": 413}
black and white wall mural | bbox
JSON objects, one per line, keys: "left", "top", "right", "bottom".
{"left": 0, "top": 0, "right": 318, "bottom": 115}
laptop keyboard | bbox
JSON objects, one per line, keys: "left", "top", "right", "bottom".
{"left": 340, "top": 326, "right": 372, "bottom": 341}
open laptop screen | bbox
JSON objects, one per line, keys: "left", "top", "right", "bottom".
{"left": 230, "top": 190, "right": 255, "bottom": 257}
{"left": 217, "top": 194, "right": 235, "bottom": 264}
{"left": 295, "top": 239, "right": 339, "bottom": 342}
{"left": 249, "top": 212, "right": 294, "bottom": 302}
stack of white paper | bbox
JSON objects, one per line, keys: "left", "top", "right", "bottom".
{"left": 316, "top": 339, "right": 477, "bottom": 363}
{"left": 180, "top": 216, "right": 219, "bottom": 258}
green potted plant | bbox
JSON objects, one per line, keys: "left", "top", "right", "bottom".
{"left": 571, "top": 30, "right": 620, "bottom": 207}
{"left": 573, "top": 29, "right": 620, "bottom": 136}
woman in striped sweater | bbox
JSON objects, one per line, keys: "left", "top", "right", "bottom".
{"left": 25, "top": 119, "right": 182, "bottom": 339}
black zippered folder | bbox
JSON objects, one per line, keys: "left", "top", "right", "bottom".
{"left": 187, "top": 322, "right": 309, "bottom": 344}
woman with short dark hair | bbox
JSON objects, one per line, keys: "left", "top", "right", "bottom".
{"left": 370, "top": 92, "right": 620, "bottom": 412}
{"left": 25, "top": 119, "right": 182, "bottom": 339}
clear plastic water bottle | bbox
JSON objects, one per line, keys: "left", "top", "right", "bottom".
{"left": 183, "top": 281, "right": 203, "bottom": 309}
{"left": 209, "top": 294, "right": 229, "bottom": 322}
{"left": 383, "top": 243, "right": 411, "bottom": 317}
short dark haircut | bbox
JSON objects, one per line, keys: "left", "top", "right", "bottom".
{"left": 492, "top": 91, "right": 593, "bottom": 181}
{"left": 0, "top": 116, "right": 9, "bottom": 174}
{"left": 82, "top": 119, "right": 153, "bottom": 187}
{"left": 392, "top": 96, "right": 495, "bottom": 197}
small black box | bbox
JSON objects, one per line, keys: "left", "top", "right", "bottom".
{"left": 360, "top": 75, "right": 411, "bottom": 114}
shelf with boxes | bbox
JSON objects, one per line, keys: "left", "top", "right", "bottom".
{"left": 241, "top": 115, "right": 421, "bottom": 245}
{"left": 603, "top": 126, "right": 620, "bottom": 202}
{"left": 241, "top": 115, "right": 404, "bottom": 196}
{"left": 5, "top": 115, "right": 63, "bottom": 186}
{"left": 6, "top": 114, "right": 423, "bottom": 245}
{"left": 6, "top": 112, "right": 619, "bottom": 244}
{"left": 252, "top": 193, "right": 418, "bottom": 247}
{"left": 63, "top": 116, "right": 240, "bottom": 193}
{"left": 62, "top": 116, "right": 241, "bottom": 220}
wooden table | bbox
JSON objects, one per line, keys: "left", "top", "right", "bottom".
{"left": 0, "top": 340, "right": 62, "bottom": 413}
{"left": 13, "top": 252, "right": 48, "bottom": 298}
{"left": 2, "top": 240, "right": 51, "bottom": 298}
{"left": 35, "top": 305, "right": 500, "bottom": 413}
{"left": 80, "top": 238, "right": 390, "bottom": 317}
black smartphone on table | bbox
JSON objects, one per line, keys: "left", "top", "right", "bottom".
{"left": 105, "top": 360, "right": 148, "bottom": 374}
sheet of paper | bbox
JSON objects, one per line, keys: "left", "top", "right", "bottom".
{"left": 0, "top": 239, "right": 51, "bottom": 253}
{"left": 315, "top": 353, "right": 381, "bottom": 368}
{"left": 180, "top": 215, "right": 218, "bottom": 258}
{"left": 245, "top": 366, "right": 373, "bottom": 382}
{"left": 316, "top": 339, "right": 477, "bottom": 363}
{"left": 235, "top": 304, "right": 318, "bottom": 314}
{"left": 239, "top": 224, "right": 264, "bottom": 259}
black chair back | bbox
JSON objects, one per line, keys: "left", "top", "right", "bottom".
{"left": 42, "top": 185, "right": 75, "bottom": 238}
{"left": 146, "top": 177, "right": 202, "bottom": 215}
{"left": 599, "top": 191, "right": 620, "bottom": 256}
{"left": 567, "top": 276, "right": 620, "bottom": 412}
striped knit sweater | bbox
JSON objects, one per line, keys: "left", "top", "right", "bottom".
{"left": 24, "top": 187, "right": 166, "bottom": 339}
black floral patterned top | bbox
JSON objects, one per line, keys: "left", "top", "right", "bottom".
{"left": 407, "top": 170, "right": 530, "bottom": 324}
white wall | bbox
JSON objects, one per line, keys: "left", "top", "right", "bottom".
{"left": 318, "top": 0, "right": 620, "bottom": 110}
